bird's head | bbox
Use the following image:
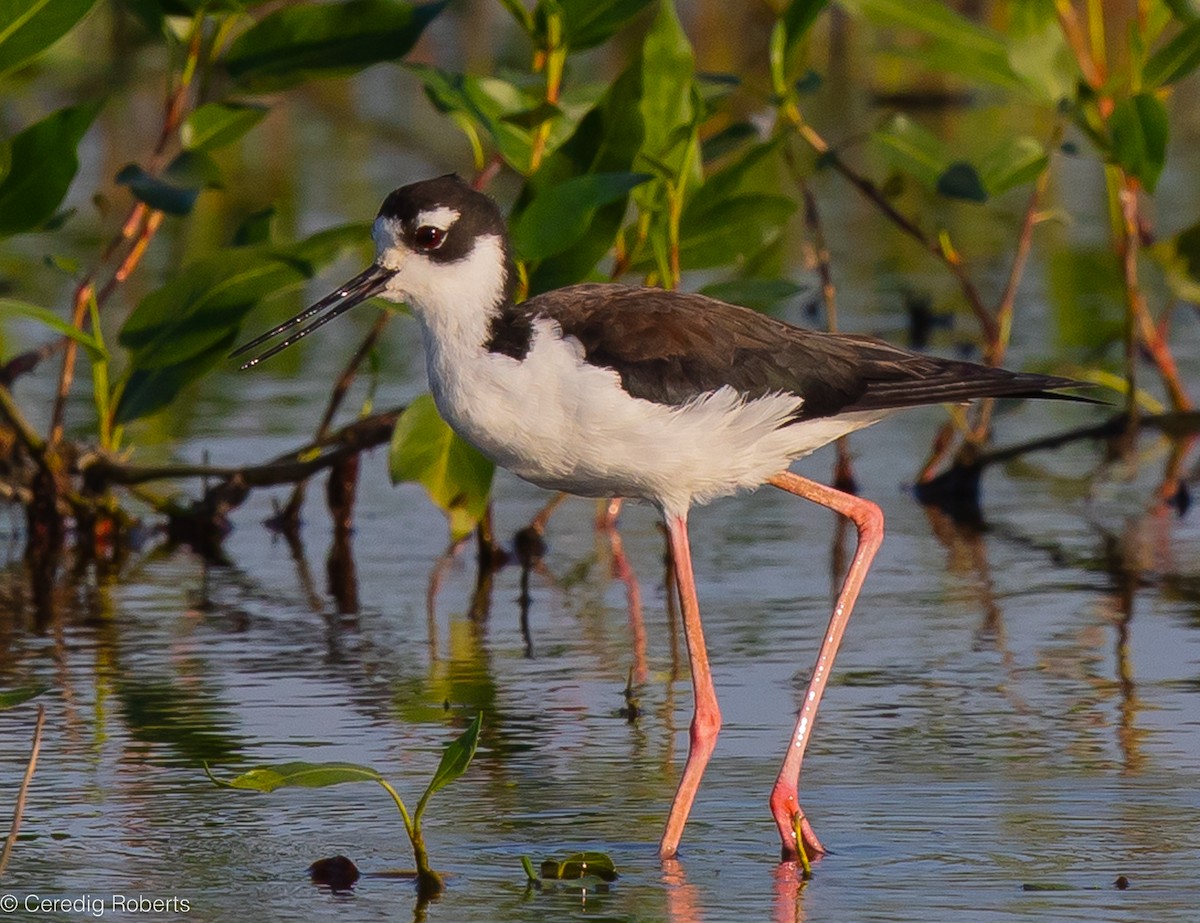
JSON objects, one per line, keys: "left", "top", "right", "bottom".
{"left": 233, "top": 174, "right": 513, "bottom": 368}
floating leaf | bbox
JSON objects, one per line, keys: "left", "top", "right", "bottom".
{"left": 389, "top": 394, "right": 495, "bottom": 541}
{"left": 936, "top": 161, "right": 987, "bottom": 203}
{"left": 206, "top": 761, "right": 384, "bottom": 792}
{"left": 224, "top": 0, "right": 446, "bottom": 89}
{"left": 0, "top": 100, "right": 103, "bottom": 239}
{"left": 0, "top": 0, "right": 99, "bottom": 76}
{"left": 0, "top": 298, "right": 108, "bottom": 360}
{"left": 1109, "top": 92, "right": 1169, "bottom": 192}
{"left": 1144, "top": 20, "right": 1200, "bottom": 86}
{"left": 511, "top": 171, "right": 650, "bottom": 261}
{"left": 0, "top": 686, "right": 48, "bottom": 710}
{"left": 538, "top": 851, "right": 619, "bottom": 882}
{"left": 181, "top": 102, "right": 269, "bottom": 152}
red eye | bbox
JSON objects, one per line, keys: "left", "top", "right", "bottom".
{"left": 414, "top": 225, "right": 445, "bottom": 249}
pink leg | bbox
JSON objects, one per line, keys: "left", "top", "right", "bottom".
{"left": 659, "top": 513, "right": 722, "bottom": 859}
{"left": 767, "top": 470, "right": 884, "bottom": 861}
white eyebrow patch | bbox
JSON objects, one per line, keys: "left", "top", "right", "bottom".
{"left": 416, "top": 206, "right": 460, "bottom": 230}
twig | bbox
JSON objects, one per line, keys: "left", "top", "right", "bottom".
{"left": 0, "top": 384, "right": 47, "bottom": 459}
{"left": 48, "top": 17, "right": 205, "bottom": 446}
{"left": 0, "top": 704, "right": 46, "bottom": 878}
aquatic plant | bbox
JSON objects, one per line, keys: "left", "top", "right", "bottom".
{"left": 205, "top": 712, "right": 481, "bottom": 898}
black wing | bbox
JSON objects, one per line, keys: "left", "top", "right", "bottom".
{"left": 497, "top": 284, "right": 1085, "bottom": 421}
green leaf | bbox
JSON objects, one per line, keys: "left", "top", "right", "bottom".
{"left": 671, "top": 141, "right": 795, "bottom": 270}
{"left": 389, "top": 394, "right": 495, "bottom": 541}
{"left": 871, "top": 112, "right": 946, "bottom": 189}
{"left": 538, "top": 852, "right": 619, "bottom": 882}
{"left": 116, "top": 150, "right": 223, "bottom": 216}
{"left": 512, "top": 171, "right": 650, "bottom": 261}
{"left": 782, "top": 0, "right": 830, "bottom": 55}
{"left": 182, "top": 102, "right": 269, "bottom": 152}
{"left": 1, "top": 298, "right": 108, "bottom": 360}
{"left": 0, "top": 686, "right": 48, "bottom": 710}
{"left": 936, "top": 161, "right": 987, "bottom": 203}
{"left": 678, "top": 194, "right": 795, "bottom": 268}
{"left": 558, "top": 0, "right": 654, "bottom": 51}
{"left": 697, "top": 278, "right": 804, "bottom": 312}
{"left": 419, "top": 713, "right": 482, "bottom": 806}
{"left": 701, "top": 123, "right": 757, "bottom": 163}
{"left": 978, "top": 135, "right": 1048, "bottom": 196}
{"left": 206, "top": 761, "right": 384, "bottom": 792}
{"left": 118, "top": 225, "right": 366, "bottom": 368}
{"left": 1006, "top": 0, "right": 1078, "bottom": 102}
{"left": 1150, "top": 220, "right": 1200, "bottom": 303}
{"left": 119, "top": 251, "right": 304, "bottom": 368}
{"left": 115, "top": 329, "right": 238, "bottom": 424}
{"left": 1109, "top": 92, "right": 1169, "bottom": 192}
{"left": 0, "top": 0, "right": 99, "bottom": 76}
{"left": 520, "top": 54, "right": 648, "bottom": 293}
{"left": 1144, "top": 20, "right": 1200, "bottom": 86}
{"left": 224, "top": 0, "right": 446, "bottom": 89}
{"left": 115, "top": 225, "right": 366, "bottom": 423}
{"left": 839, "top": 0, "right": 1020, "bottom": 88}
{"left": 0, "top": 100, "right": 103, "bottom": 239}
{"left": 638, "top": 0, "right": 697, "bottom": 182}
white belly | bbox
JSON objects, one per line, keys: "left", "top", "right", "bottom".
{"left": 423, "top": 319, "right": 886, "bottom": 516}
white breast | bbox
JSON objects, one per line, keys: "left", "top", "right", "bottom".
{"left": 419, "top": 316, "right": 888, "bottom": 517}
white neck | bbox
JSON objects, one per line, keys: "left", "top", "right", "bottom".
{"left": 382, "top": 233, "right": 509, "bottom": 351}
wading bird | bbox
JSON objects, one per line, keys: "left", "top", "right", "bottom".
{"left": 235, "top": 174, "right": 1083, "bottom": 861}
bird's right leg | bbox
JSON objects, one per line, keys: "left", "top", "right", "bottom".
{"left": 658, "top": 512, "right": 722, "bottom": 860}
{"left": 767, "top": 471, "right": 884, "bottom": 862}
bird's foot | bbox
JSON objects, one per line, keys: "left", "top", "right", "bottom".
{"left": 771, "top": 788, "right": 826, "bottom": 868}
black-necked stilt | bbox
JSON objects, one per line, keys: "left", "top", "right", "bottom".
{"left": 235, "top": 174, "right": 1085, "bottom": 861}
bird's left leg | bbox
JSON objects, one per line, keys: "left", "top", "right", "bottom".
{"left": 659, "top": 512, "right": 722, "bottom": 859}
{"left": 767, "top": 470, "right": 884, "bottom": 862}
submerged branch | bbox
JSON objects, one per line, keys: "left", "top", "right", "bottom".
{"left": 81, "top": 406, "right": 403, "bottom": 494}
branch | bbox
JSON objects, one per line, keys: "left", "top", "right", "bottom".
{"left": 786, "top": 115, "right": 998, "bottom": 344}
{"left": 81, "top": 405, "right": 404, "bottom": 493}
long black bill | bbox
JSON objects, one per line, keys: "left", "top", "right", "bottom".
{"left": 231, "top": 264, "right": 394, "bottom": 369}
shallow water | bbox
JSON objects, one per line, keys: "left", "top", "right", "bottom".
{"left": 3, "top": 352, "right": 1199, "bottom": 920}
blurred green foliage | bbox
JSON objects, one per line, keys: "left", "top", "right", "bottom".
{"left": 2, "top": 0, "right": 1198, "bottom": 542}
